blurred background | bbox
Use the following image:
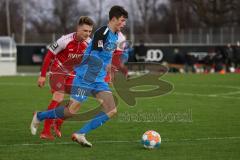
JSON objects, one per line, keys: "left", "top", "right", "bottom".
{"left": 1, "top": 0, "right": 240, "bottom": 75}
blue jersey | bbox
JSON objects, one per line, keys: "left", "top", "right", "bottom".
{"left": 74, "top": 26, "right": 118, "bottom": 83}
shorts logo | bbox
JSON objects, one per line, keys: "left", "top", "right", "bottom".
{"left": 56, "top": 82, "right": 62, "bottom": 88}
{"left": 98, "top": 40, "right": 103, "bottom": 48}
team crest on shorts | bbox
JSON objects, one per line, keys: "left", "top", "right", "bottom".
{"left": 56, "top": 82, "right": 62, "bottom": 88}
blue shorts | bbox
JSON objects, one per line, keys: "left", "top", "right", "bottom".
{"left": 70, "top": 76, "right": 111, "bottom": 102}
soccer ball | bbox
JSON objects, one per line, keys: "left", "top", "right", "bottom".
{"left": 141, "top": 130, "right": 161, "bottom": 149}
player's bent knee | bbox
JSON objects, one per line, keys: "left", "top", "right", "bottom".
{"left": 53, "top": 92, "right": 65, "bottom": 102}
{"left": 68, "top": 99, "right": 81, "bottom": 114}
{"left": 106, "top": 107, "right": 117, "bottom": 118}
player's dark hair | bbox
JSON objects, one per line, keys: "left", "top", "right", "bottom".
{"left": 78, "top": 16, "right": 94, "bottom": 26}
{"left": 109, "top": 6, "right": 128, "bottom": 20}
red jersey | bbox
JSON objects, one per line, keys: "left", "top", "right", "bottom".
{"left": 40, "top": 32, "right": 90, "bottom": 77}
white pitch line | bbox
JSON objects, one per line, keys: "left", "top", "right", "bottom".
{"left": 0, "top": 136, "right": 240, "bottom": 147}
{"left": 0, "top": 82, "right": 50, "bottom": 87}
{"left": 0, "top": 82, "right": 239, "bottom": 89}
{"left": 0, "top": 82, "right": 37, "bottom": 86}
{"left": 215, "top": 91, "right": 240, "bottom": 96}
{"left": 173, "top": 92, "right": 240, "bottom": 100}
{"left": 165, "top": 136, "right": 240, "bottom": 142}
{"left": 219, "top": 96, "right": 240, "bottom": 100}
{"left": 176, "top": 84, "right": 240, "bottom": 90}
{"left": 0, "top": 142, "right": 74, "bottom": 147}
{"left": 173, "top": 92, "right": 207, "bottom": 97}
{"left": 0, "top": 82, "right": 239, "bottom": 99}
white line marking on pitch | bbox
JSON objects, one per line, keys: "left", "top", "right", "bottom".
{"left": 0, "top": 82, "right": 37, "bottom": 86}
{"left": 173, "top": 92, "right": 240, "bottom": 100}
{"left": 0, "top": 136, "right": 240, "bottom": 147}
{"left": 176, "top": 84, "right": 240, "bottom": 90}
{"left": 0, "top": 82, "right": 239, "bottom": 99}
{"left": 215, "top": 91, "right": 240, "bottom": 96}
{"left": 0, "top": 82, "right": 239, "bottom": 89}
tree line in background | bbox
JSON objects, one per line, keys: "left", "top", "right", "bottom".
{"left": 0, "top": 0, "right": 240, "bottom": 43}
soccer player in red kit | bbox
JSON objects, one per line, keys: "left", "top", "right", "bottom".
{"left": 37, "top": 16, "right": 94, "bottom": 140}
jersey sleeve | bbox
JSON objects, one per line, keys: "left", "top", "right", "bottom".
{"left": 40, "top": 50, "right": 55, "bottom": 77}
{"left": 116, "top": 32, "right": 126, "bottom": 51}
{"left": 48, "top": 35, "right": 68, "bottom": 55}
{"left": 91, "top": 26, "right": 109, "bottom": 51}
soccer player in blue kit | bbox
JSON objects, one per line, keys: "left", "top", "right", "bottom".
{"left": 30, "top": 5, "right": 128, "bottom": 147}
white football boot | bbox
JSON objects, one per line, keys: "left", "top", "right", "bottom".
{"left": 30, "top": 112, "right": 40, "bottom": 135}
{"left": 72, "top": 133, "right": 92, "bottom": 147}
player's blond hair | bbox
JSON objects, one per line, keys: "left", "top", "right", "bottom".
{"left": 78, "top": 16, "right": 94, "bottom": 26}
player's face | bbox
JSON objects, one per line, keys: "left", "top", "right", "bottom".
{"left": 114, "top": 16, "right": 127, "bottom": 32}
{"left": 77, "top": 24, "right": 93, "bottom": 41}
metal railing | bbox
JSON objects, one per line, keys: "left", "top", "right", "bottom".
{"left": 12, "top": 27, "right": 240, "bottom": 45}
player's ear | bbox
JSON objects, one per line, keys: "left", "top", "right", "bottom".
{"left": 111, "top": 17, "right": 117, "bottom": 22}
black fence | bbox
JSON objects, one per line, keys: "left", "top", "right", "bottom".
{"left": 17, "top": 44, "right": 47, "bottom": 65}
{"left": 17, "top": 44, "right": 239, "bottom": 69}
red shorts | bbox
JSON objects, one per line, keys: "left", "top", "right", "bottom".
{"left": 49, "top": 65, "right": 75, "bottom": 94}
{"left": 49, "top": 73, "right": 74, "bottom": 94}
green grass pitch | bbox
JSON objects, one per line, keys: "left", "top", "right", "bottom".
{"left": 0, "top": 74, "right": 240, "bottom": 160}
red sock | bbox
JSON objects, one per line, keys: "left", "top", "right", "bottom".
{"left": 42, "top": 100, "right": 59, "bottom": 133}
{"left": 55, "top": 118, "right": 64, "bottom": 127}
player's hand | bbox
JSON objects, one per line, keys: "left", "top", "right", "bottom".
{"left": 38, "top": 76, "right": 46, "bottom": 88}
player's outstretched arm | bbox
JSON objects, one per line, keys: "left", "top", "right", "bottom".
{"left": 38, "top": 50, "right": 55, "bottom": 88}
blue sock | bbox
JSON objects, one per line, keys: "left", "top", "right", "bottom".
{"left": 76, "top": 112, "right": 109, "bottom": 134}
{"left": 37, "top": 106, "right": 65, "bottom": 121}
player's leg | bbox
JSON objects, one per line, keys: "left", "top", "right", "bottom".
{"left": 40, "top": 92, "right": 62, "bottom": 140}
{"left": 40, "top": 69, "right": 66, "bottom": 140}
{"left": 53, "top": 72, "right": 77, "bottom": 137}
{"left": 30, "top": 74, "right": 87, "bottom": 136}
{"left": 40, "top": 91, "right": 64, "bottom": 140}
{"left": 119, "top": 63, "right": 129, "bottom": 79}
{"left": 75, "top": 91, "right": 116, "bottom": 134}
{"left": 52, "top": 91, "right": 67, "bottom": 138}
{"left": 30, "top": 98, "right": 81, "bottom": 136}
{"left": 96, "top": 91, "right": 117, "bottom": 117}
{"left": 72, "top": 91, "right": 116, "bottom": 147}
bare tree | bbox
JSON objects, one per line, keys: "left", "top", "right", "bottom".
{"left": 0, "top": 0, "right": 24, "bottom": 41}
{"left": 136, "top": 0, "right": 158, "bottom": 39}
{"left": 27, "top": 0, "right": 56, "bottom": 34}
{"left": 6, "top": 0, "right": 11, "bottom": 36}
{"left": 0, "top": 1, "right": 8, "bottom": 35}
{"left": 53, "top": 0, "right": 89, "bottom": 33}
{"left": 21, "top": 0, "right": 26, "bottom": 43}
{"left": 234, "top": 0, "right": 240, "bottom": 25}
{"left": 89, "top": 0, "right": 106, "bottom": 27}
{"left": 190, "top": 0, "right": 237, "bottom": 27}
